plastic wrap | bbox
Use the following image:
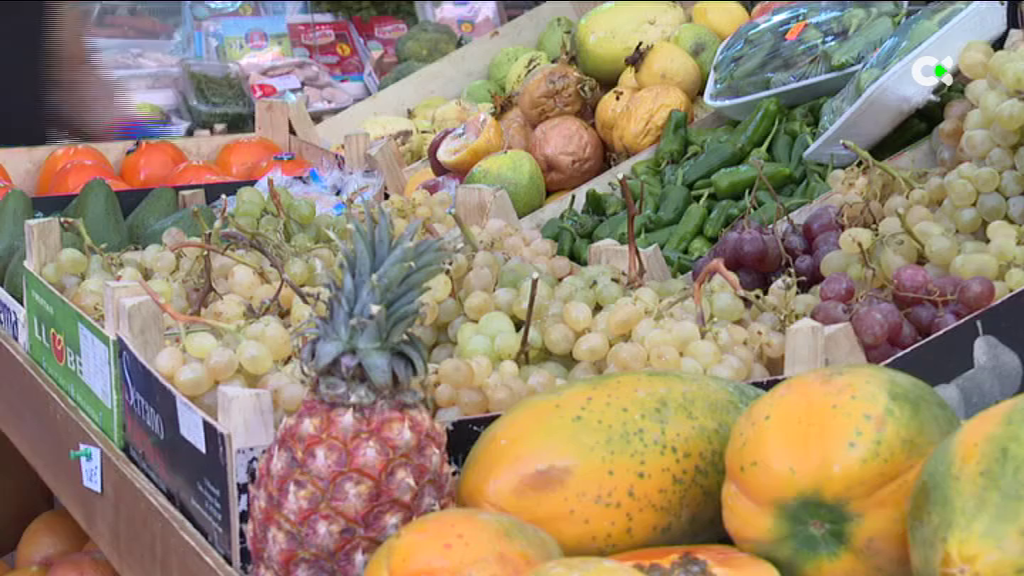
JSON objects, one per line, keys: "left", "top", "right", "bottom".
{"left": 817, "top": 2, "right": 970, "bottom": 135}
{"left": 240, "top": 165, "right": 386, "bottom": 216}
{"left": 243, "top": 57, "right": 354, "bottom": 114}
{"left": 710, "top": 2, "right": 904, "bottom": 101}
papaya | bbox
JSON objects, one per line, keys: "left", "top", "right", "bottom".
{"left": 908, "top": 394, "right": 1024, "bottom": 575}
{"left": 125, "top": 187, "right": 177, "bottom": 246}
{"left": 611, "top": 545, "right": 780, "bottom": 575}
{"left": 74, "top": 179, "right": 129, "bottom": 251}
{"left": 364, "top": 508, "right": 563, "bottom": 576}
{"left": 721, "top": 365, "right": 960, "bottom": 576}
{"left": 527, "top": 558, "right": 645, "bottom": 575}
{"left": 457, "top": 371, "right": 762, "bottom": 556}
{"left": 139, "top": 205, "right": 214, "bottom": 247}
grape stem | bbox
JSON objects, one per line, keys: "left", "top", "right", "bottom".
{"left": 59, "top": 218, "right": 102, "bottom": 256}
{"left": 840, "top": 140, "right": 921, "bottom": 190}
{"left": 618, "top": 174, "right": 646, "bottom": 288}
{"left": 516, "top": 272, "right": 540, "bottom": 365}
{"left": 190, "top": 230, "right": 217, "bottom": 316}
{"left": 137, "top": 277, "right": 235, "bottom": 333}
{"left": 166, "top": 240, "right": 272, "bottom": 283}
{"left": 693, "top": 258, "right": 743, "bottom": 327}
{"left": 219, "top": 230, "right": 311, "bottom": 307}
{"left": 895, "top": 208, "right": 927, "bottom": 252}
{"left": 451, "top": 211, "right": 478, "bottom": 252}
{"left": 267, "top": 178, "right": 287, "bottom": 219}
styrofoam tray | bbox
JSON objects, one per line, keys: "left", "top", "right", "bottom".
{"left": 704, "top": 54, "right": 861, "bottom": 121}
{"left": 805, "top": 1, "right": 1008, "bottom": 167}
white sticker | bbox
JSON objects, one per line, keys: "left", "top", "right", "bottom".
{"left": 78, "top": 323, "right": 112, "bottom": 409}
{"left": 0, "top": 287, "right": 26, "bottom": 351}
{"left": 176, "top": 395, "right": 207, "bottom": 454}
{"left": 79, "top": 444, "right": 102, "bottom": 494}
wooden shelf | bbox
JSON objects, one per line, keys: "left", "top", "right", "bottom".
{"left": 0, "top": 336, "right": 234, "bottom": 576}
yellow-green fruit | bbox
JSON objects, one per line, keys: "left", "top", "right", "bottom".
{"left": 528, "top": 558, "right": 646, "bottom": 576}
{"left": 692, "top": 1, "right": 750, "bottom": 40}
{"left": 431, "top": 99, "right": 477, "bottom": 131}
{"left": 634, "top": 41, "right": 702, "bottom": 99}
{"left": 576, "top": 1, "right": 688, "bottom": 85}
{"left": 457, "top": 371, "right": 762, "bottom": 556}
{"left": 505, "top": 50, "right": 549, "bottom": 94}
{"left": 671, "top": 23, "right": 721, "bottom": 83}
{"left": 909, "top": 394, "right": 1024, "bottom": 575}
{"left": 464, "top": 150, "right": 546, "bottom": 217}
{"left": 537, "top": 16, "right": 575, "bottom": 61}
{"left": 489, "top": 45, "right": 533, "bottom": 86}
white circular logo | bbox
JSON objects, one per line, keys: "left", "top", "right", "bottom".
{"left": 912, "top": 56, "right": 954, "bottom": 87}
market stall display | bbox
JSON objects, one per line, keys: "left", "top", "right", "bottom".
{"left": 5, "top": 3, "right": 1024, "bottom": 576}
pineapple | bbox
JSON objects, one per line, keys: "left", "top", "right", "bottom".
{"left": 248, "top": 206, "right": 454, "bottom": 575}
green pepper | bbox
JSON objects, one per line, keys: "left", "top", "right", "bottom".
{"left": 783, "top": 121, "right": 806, "bottom": 138}
{"left": 784, "top": 197, "right": 811, "bottom": 212}
{"left": 747, "top": 148, "right": 772, "bottom": 164}
{"left": 556, "top": 227, "right": 575, "bottom": 257}
{"left": 776, "top": 183, "right": 797, "bottom": 198}
{"left": 808, "top": 173, "right": 831, "bottom": 199}
{"left": 584, "top": 189, "right": 606, "bottom": 216}
{"left": 750, "top": 200, "right": 783, "bottom": 227}
{"left": 655, "top": 109, "right": 689, "bottom": 166}
{"left": 793, "top": 178, "right": 811, "bottom": 200}
{"left": 680, "top": 141, "right": 745, "bottom": 187}
{"left": 755, "top": 189, "right": 775, "bottom": 206}
{"left": 789, "top": 133, "right": 813, "bottom": 177}
{"left": 637, "top": 226, "right": 674, "bottom": 249}
{"left": 686, "top": 236, "right": 714, "bottom": 259}
{"left": 665, "top": 202, "right": 707, "bottom": 253}
{"left": 571, "top": 235, "right": 590, "bottom": 265}
{"left": 540, "top": 218, "right": 563, "bottom": 241}
{"left": 702, "top": 199, "right": 735, "bottom": 240}
{"left": 732, "top": 97, "right": 781, "bottom": 157}
{"left": 565, "top": 211, "right": 599, "bottom": 239}
{"left": 661, "top": 164, "right": 682, "bottom": 187}
{"left": 631, "top": 158, "right": 660, "bottom": 181}
{"left": 662, "top": 250, "right": 694, "bottom": 275}
{"left": 652, "top": 185, "right": 691, "bottom": 229}
{"left": 638, "top": 175, "right": 663, "bottom": 212}
{"left": 710, "top": 163, "right": 792, "bottom": 201}
{"left": 687, "top": 124, "right": 734, "bottom": 148}
{"left": 592, "top": 211, "right": 627, "bottom": 242}
{"left": 692, "top": 178, "right": 712, "bottom": 190}
{"left": 771, "top": 131, "right": 794, "bottom": 164}
{"left": 601, "top": 194, "right": 627, "bottom": 216}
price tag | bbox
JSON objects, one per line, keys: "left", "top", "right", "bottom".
{"left": 79, "top": 444, "right": 102, "bottom": 494}
{"left": 785, "top": 20, "right": 808, "bottom": 41}
{"left": 177, "top": 395, "right": 207, "bottom": 454}
{"left": 78, "top": 323, "right": 113, "bottom": 409}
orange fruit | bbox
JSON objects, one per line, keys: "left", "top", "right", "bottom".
{"left": 403, "top": 164, "right": 436, "bottom": 197}
{"left": 37, "top": 145, "right": 113, "bottom": 197}
{"left": 47, "top": 162, "right": 130, "bottom": 196}
{"left": 120, "top": 140, "right": 188, "bottom": 187}
{"left": 215, "top": 136, "right": 283, "bottom": 179}
{"left": 250, "top": 153, "right": 313, "bottom": 180}
{"left": 15, "top": 509, "right": 89, "bottom": 568}
{"left": 435, "top": 113, "right": 504, "bottom": 175}
{"left": 165, "top": 161, "right": 232, "bottom": 186}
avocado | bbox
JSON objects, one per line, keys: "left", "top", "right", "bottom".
{"left": 76, "top": 179, "right": 129, "bottom": 252}
{"left": 140, "top": 205, "right": 215, "bottom": 247}
{"left": 61, "top": 230, "right": 84, "bottom": 252}
{"left": 3, "top": 246, "right": 25, "bottom": 302}
{"left": 125, "top": 187, "right": 178, "bottom": 246}
{"left": 0, "top": 189, "right": 33, "bottom": 279}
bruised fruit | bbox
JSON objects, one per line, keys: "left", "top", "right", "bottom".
{"left": 364, "top": 508, "right": 563, "bottom": 576}
{"left": 529, "top": 116, "right": 604, "bottom": 192}
{"left": 489, "top": 45, "right": 533, "bottom": 86}
{"left": 505, "top": 51, "right": 549, "bottom": 94}
{"left": 672, "top": 23, "right": 722, "bottom": 84}
{"left": 518, "top": 64, "right": 600, "bottom": 127}
{"left": 528, "top": 558, "right": 645, "bottom": 576}
{"left": 576, "top": 1, "right": 689, "bottom": 85}
{"left": 634, "top": 41, "right": 703, "bottom": 99}
{"left": 427, "top": 128, "right": 455, "bottom": 176}
{"left": 431, "top": 99, "right": 479, "bottom": 131}
{"left": 595, "top": 87, "right": 636, "bottom": 147}
{"left": 612, "top": 85, "right": 690, "bottom": 155}
{"left": 464, "top": 150, "right": 546, "bottom": 217}
{"left": 500, "top": 107, "right": 534, "bottom": 151}
{"left": 436, "top": 114, "right": 504, "bottom": 175}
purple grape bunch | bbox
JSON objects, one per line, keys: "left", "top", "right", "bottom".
{"left": 693, "top": 221, "right": 784, "bottom": 291}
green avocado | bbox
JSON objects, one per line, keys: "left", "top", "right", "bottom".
{"left": 3, "top": 246, "right": 25, "bottom": 302}
{"left": 140, "top": 205, "right": 215, "bottom": 247}
{"left": 0, "top": 189, "right": 33, "bottom": 280}
{"left": 126, "top": 187, "right": 178, "bottom": 246}
{"left": 75, "top": 179, "right": 129, "bottom": 252}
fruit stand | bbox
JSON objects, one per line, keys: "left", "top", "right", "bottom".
{"left": 4, "top": 1, "right": 1024, "bottom": 576}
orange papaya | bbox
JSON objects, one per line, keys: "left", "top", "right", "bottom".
{"left": 610, "top": 544, "right": 780, "bottom": 575}
{"left": 457, "top": 371, "right": 763, "bottom": 556}
{"left": 909, "top": 394, "right": 1024, "bottom": 575}
{"left": 721, "top": 365, "right": 959, "bottom": 576}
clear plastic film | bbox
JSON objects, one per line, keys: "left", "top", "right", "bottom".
{"left": 817, "top": 1, "right": 970, "bottom": 135}
{"left": 710, "top": 2, "right": 905, "bottom": 101}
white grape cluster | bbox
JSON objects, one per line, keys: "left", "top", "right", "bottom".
{"left": 381, "top": 189, "right": 457, "bottom": 238}
{"left": 421, "top": 219, "right": 789, "bottom": 420}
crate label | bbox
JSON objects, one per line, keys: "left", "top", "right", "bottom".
{"left": 78, "top": 444, "right": 102, "bottom": 494}
{"left": 0, "top": 286, "right": 26, "bottom": 350}
{"left": 176, "top": 395, "right": 207, "bottom": 454}
{"left": 235, "top": 444, "right": 267, "bottom": 573}
{"left": 79, "top": 323, "right": 113, "bottom": 409}
{"left": 25, "top": 270, "right": 122, "bottom": 446}
{"left": 119, "top": 337, "right": 234, "bottom": 565}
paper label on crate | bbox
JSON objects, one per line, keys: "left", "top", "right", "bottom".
{"left": 79, "top": 323, "right": 113, "bottom": 410}
{"left": 0, "top": 286, "right": 26, "bottom": 351}
{"left": 25, "top": 270, "right": 121, "bottom": 446}
{"left": 177, "top": 395, "right": 207, "bottom": 454}
{"left": 250, "top": 74, "right": 302, "bottom": 99}
{"left": 79, "top": 444, "right": 102, "bottom": 494}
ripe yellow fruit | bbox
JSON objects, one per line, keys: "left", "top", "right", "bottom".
{"left": 612, "top": 85, "right": 691, "bottom": 156}
{"left": 634, "top": 41, "right": 703, "bottom": 99}
{"left": 618, "top": 67, "right": 640, "bottom": 89}
{"left": 595, "top": 87, "right": 636, "bottom": 149}
{"left": 692, "top": 1, "right": 750, "bottom": 40}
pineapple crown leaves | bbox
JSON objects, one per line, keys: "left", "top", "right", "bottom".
{"left": 304, "top": 204, "right": 448, "bottom": 406}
